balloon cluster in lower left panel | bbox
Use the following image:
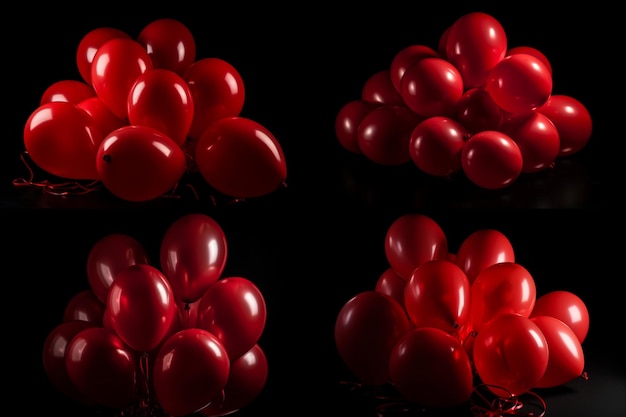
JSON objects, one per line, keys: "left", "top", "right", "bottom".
{"left": 41, "top": 213, "right": 268, "bottom": 417}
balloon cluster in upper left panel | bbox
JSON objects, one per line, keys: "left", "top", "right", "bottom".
{"left": 21, "top": 18, "right": 288, "bottom": 202}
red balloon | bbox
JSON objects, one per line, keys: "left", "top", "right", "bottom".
{"left": 531, "top": 315, "right": 585, "bottom": 388}
{"left": 197, "top": 277, "right": 267, "bottom": 361}
{"left": 409, "top": 116, "right": 468, "bottom": 177}
{"left": 195, "top": 116, "right": 287, "bottom": 199}
{"left": 65, "top": 327, "right": 138, "bottom": 408}
{"left": 389, "top": 327, "right": 474, "bottom": 407}
{"left": 455, "top": 228, "right": 515, "bottom": 284}
{"left": 96, "top": 125, "right": 187, "bottom": 202}
{"left": 507, "top": 46, "right": 553, "bottom": 75}
{"left": 127, "top": 68, "right": 194, "bottom": 146}
{"left": 200, "top": 344, "right": 268, "bottom": 417}
{"left": 153, "top": 328, "right": 230, "bottom": 417}
{"left": 160, "top": 213, "right": 228, "bottom": 304}
{"left": 455, "top": 87, "right": 504, "bottom": 134}
{"left": 485, "top": 53, "right": 553, "bottom": 114}
{"left": 23, "top": 101, "right": 103, "bottom": 180}
{"left": 361, "top": 69, "right": 404, "bottom": 106}
{"left": 399, "top": 57, "right": 464, "bottom": 118}
{"left": 335, "top": 99, "right": 378, "bottom": 154}
{"left": 63, "top": 289, "right": 105, "bottom": 326}
{"left": 334, "top": 291, "right": 412, "bottom": 386}
{"left": 184, "top": 57, "right": 245, "bottom": 142}
{"left": 106, "top": 264, "right": 178, "bottom": 352}
{"left": 473, "top": 313, "right": 549, "bottom": 397}
{"left": 356, "top": 105, "right": 422, "bottom": 166}
{"left": 445, "top": 12, "right": 508, "bottom": 88}
{"left": 90, "top": 37, "right": 154, "bottom": 119}
{"left": 77, "top": 96, "right": 128, "bottom": 138}
{"left": 404, "top": 259, "right": 471, "bottom": 333}
{"left": 384, "top": 213, "right": 448, "bottom": 280}
{"left": 40, "top": 79, "right": 95, "bottom": 105}
{"left": 137, "top": 18, "right": 196, "bottom": 76}
{"left": 389, "top": 44, "right": 440, "bottom": 93}
{"left": 42, "top": 320, "right": 96, "bottom": 404}
{"left": 76, "top": 27, "right": 130, "bottom": 85}
{"left": 375, "top": 267, "right": 407, "bottom": 308}
{"left": 461, "top": 130, "right": 523, "bottom": 189}
{"left": 530, "top": 290, "right": 589, "bottom": 343}
{"left": 536, "top": 94, "right": 592, "bottom": 157}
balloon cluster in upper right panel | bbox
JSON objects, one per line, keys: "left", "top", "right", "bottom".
{"left": 335, "top": 11, "right": 592, "bottom": 190}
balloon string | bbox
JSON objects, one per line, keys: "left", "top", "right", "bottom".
{"left": 469, "top": 384, "right": 546, "bottom": 417}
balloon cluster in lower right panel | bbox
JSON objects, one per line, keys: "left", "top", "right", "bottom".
{"left": 334, "top": 213, "right": 589, "bottom": 415}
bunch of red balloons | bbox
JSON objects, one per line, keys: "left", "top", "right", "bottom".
{"left": 335, "top": 213, "right": 589, "bottom": 411}
{"left": 22, "top": 18, "right": 287, "bottom": 202}
{"left": 42, "top": 213, "right": 269, "bottom": 417}
{"left": 335, "top": 11, "right": 592, "bottom": 189}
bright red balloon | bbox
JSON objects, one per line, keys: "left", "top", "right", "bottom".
{"left": 361, "top": 69, "right": 404, "bottom": 106}
{"left": 485, "top": 53, "right": 553, "bottom": 114}
{"left": 23, "top": 101, "right": 102, "bottom": 180}
{"left": 335, "top": 291, "right": 412, "bottom": 386}
{"left": 77, "top": 96, "right": 128, "bottom": 138}
{"left": 384, "top": 213, "right": 448, "bottom": 280}
{"left": 160, "top": 213, "right": 228, "bottom": 304}
{"left": 90, "top": 37, "right": 154, "bottom": 119}
{"left": 507, "top": 46, "right": 553, "bottom": 75}
{"left": 454, "top": 228, "right": 515, "bottom": 284}
{"left": 335, "top": 99, "right": 378, "bottom": 154}
{"left": 63, "top": 289, "right": 105, "bottom": 326}
{"left": 76, "top": 27, "right": 130, "bottom": 85}
{"left": 196, "top": 277, "right": 267, "bottom": 361}
{"left": 531, "top": 315, "right": 585, "bottom": 388}
{"left": 445, "top": 12, "right": 508, "bottom": 88}
{"left": 404, "top": 259, "right": 470, "bottom": 333}
{"left": 399, "top": 57, "right": 464, "bottom": 118}
{"left": 137, "top": 18, "right": 196, "bottom": 76}
{"left": 96, "top": 125, "right": 187, "bottom": 202}
{"left": 106, "top": 264, "right": 178, "bottom": 352}
{"left": 389, "top": 44, "right": 440, "bottom": 93}
{"left": 461, "top": 130, "right": 523, "bottom": 189}
{"left": 65, "top": 327, "right": 138, "bottom": 408}
{"left": 86, "top": 233, "right": 150, "bottom": 304}
{"left": 389, "top": 327, "right": 474, "bottom": 407}
{"left": 375, "top": 267, "right": 407, "bottom": 307}
{"left": 184, "top": 57, "right": 245, "bottom": 142}
{"left": 473, "top": 313, "right": 549, "bottom": 397}
{"left": 409, "top": 116, "right": 468, "bottom": 177}
{"left": 40, "top": 79, "right": 95, "bottom": 105}
{"left": 530, "top": 290, "right": 589, "bottom": 343}
{"left": 455, "top": 87, "right": 504, "bottom": 134}
{"left": 536, "top": 94, "right": 592, "bottom": 157}
{"left": 195, "top": 116, "right": 287, "bottom": 199}
{"left": 153, "top": 328, "right": 230, "bottom": 417}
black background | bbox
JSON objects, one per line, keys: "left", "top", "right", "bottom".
{"left": 2, "top": 2, "right": 623, "bottom": 417}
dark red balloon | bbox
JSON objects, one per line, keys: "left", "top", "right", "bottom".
{"left": 455, "top": 87, "right": 504, "bottom": 134}
{"left": 77, "top": 96, "right": 128, "bottom": 138}
{"left": 454, "top": 228, "right": 515, "bottom": 284}
{"left": 507, "top": 46, "right": 553, "bottom": 75}
{"left": 40, "top": 79, "right": 95, "bottom": 105}
{"left": 76, "top": 27, "right": 130, "bottom": 85}
{"left": 389, "top": 44, "right": 440, "bottom": 93}
{"left": 335, "top": 99, "right": 378, "bottom": 154}
{"left": 137, "top": 18, "right": 196, "bottom": 76}
{"left": 409, "top": 116, "right": 468, "bottom": 177}
{"left": 530, "top": 290, "right": 589, "bottom": 344}
{"left": 375, "top": 267, "right": 407, "bottom": 308}
{"left": 361, "top": 69, "right": 405, "bottom": 106}
{"left": 63, "top": 289, "right": 105, "bottom": 326}
{"left": 536, "top": 94, "right": 592, "bottom": 157}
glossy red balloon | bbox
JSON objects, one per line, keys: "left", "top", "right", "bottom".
{"left": 530, "top": 315, "right": 585, "bottom": 388}
{"left": 445, "top": 12, "right": 508, "bottom": 88}
{"left": 473, "top": 313, "right": 549, "bottom": 397}
{"left": 197, "top": 277, "right": 267, "bottom": 361}
{"left": 107, "top": 264, "right": 178, "bottom": 352}
{"left": 127, "top": 68, "right": 194, "bottom": 146}
{"left": 389, "top": 44, "right": 440, "bottom": 93}
{"left": 77, "top": 96, "right": 128, "bottom": 138}
{"left": 42, "top": 320, "right": 96, "bottom": 404}
{"left": 195, "top": 116, "right": 287, "bottom": 199}
{"left": 507, "top": 46, "right": 553, "bottom": 75}
{"left": 137, "top": 18, "right": 196, "bottom": 76}
{"left": 160, "top": 213, "right": 228, "bottom": 304}
{"left": 63, "top": 289, "right": 105, "bottom": 326}
{"left": 361, "top": 69, "right": 404, "bottom": 106}
{"left": 76, "top": 27, "right": 130, "bottom": 85}
{"left": 23, "top": 101, "right": 102, "bottom": 180}
{"left": 65, "top": 327, "right": 138, "bottom": 408}
{"left": 40, "top": 79, "right": 95, "bottom": 105}
{"left": 409, "top": 116, "right": 468, "bottom": 177}
{"left": 389, "top": 327, "right": 474, "bottom": 407}
{"left": 357, "top": 105, "right": 422, "bottom": 165}
{"left": 96, "top": 125, "right": 187, "bottom": 202}
{"left": 455, "top": 87, "right": 504, "bottom": 134}
{"left": 335, "top": 99, "right": 378, "bottom": 154}
{"left": 470, "top": 262, "right": 536, "bottom": 333}
{"left": 461, "top": 130, "right": 523, "bottom": 189}
{"left": 153, "top": 328, "right": 230, "bottom": 417}
{"left": 485, "top": 53, "right": 553, "bottom": 114}
{"left": 384, "top": 213, "right": 448, "bottom": 280}
{"left": 375, "top": 267, "right": 407, "bottom": 308}
{"left": 399, "top": 57, "right": 464, "bottom": 118}
{"left": 404, "top": 259, "right": 470, "bottom": 333}
{"left": 455, "top": 228, "right": 515, "bottom": 284}
{"left": 536, "top": 94, "right": 592, "bottom": 157}
{"left": 335, "top": 291, "right": 412, "bottom": 386}
{"left": 200, "top": 344, "right": 268, "bottom": 417}
{"left": 91, "top": 37, "right": 154, "bottom": 119}
{"left": 184, "top": 57, "right": 245, "bottom": 142}
{"left": 500, "top": 111, "right": 560, "bottom": 173}
{"left": 530, "top": 290, "right": 589, "bottom": 343}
